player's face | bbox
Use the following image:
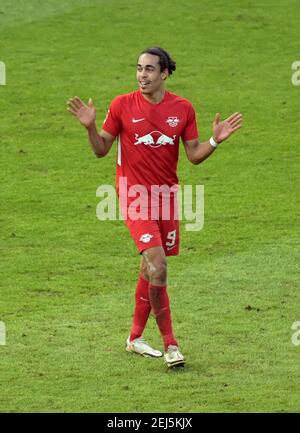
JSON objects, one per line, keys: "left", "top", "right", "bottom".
{"left": 136, "top": 54, "right": 168, "bottom": 95}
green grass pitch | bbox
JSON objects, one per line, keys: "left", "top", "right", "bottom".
{"left": 0, "top": 0, "right": 300, "bottom": 412}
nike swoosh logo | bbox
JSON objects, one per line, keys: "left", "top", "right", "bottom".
{"left": 132, "top": 118, "right": 145, "bottom": 123}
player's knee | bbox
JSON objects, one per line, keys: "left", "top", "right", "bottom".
{"left": 149, "top": 260, "right": 167, "bottom": 286}
{"left": 140, "top": 263, "right": 149, "bottom": 280}
{"left": 140, "top": 256, "right": 150, "bottom": 280}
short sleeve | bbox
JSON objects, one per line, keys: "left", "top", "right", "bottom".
{"left": 181, "top": 103, "right": 199, "bottom": 142}
{"left": 102, "top": 96, "right": 122, "bottom": 137}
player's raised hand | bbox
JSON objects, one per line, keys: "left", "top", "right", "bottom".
{"left": 67, "top": 96, "right": 96, "bottom": 128}
{"left": 212, "top": 112, "right": 243, "bottom": 144}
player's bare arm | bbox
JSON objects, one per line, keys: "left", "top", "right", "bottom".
{"left": 183, "top": 112, "right": 243, "bottom": 165}
{"left": 67, "top": 96, "right": 115, "bottom": 157}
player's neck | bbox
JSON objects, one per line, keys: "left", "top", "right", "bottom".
{"left": 141, "top": 88, "right": 166, "bottom": 105}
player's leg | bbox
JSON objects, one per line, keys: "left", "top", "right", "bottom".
{"left": 126, "top": 256, "right": 163, "bottom": 358}
{"left": 143, "top": 246, "right": 185, "bottom": 368}
{"left": 143, "top": 247, "right": 175, "bottom": 350}
{"left": 142, "top": 246, "right": 179, "bottom": 350}
{"left": 129, "top": 256, "right": 151, "bottom": 341}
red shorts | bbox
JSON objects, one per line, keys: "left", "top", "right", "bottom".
{"left": 124, "top": 207, "right": 179, "bottom": 256}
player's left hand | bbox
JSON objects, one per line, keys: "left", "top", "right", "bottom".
{"left": 212, "top": 112, "right": 243, "bottom": 143}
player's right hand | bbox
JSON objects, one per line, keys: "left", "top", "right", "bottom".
{"left": 67, "top": 96, "right": 96, "bottom": 128}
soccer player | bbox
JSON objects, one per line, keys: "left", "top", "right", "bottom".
{"left": 67, "top": 47, "right": 242, "bottom": 368}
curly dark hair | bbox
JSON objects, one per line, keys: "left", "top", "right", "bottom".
{"left": 139, "top": 47, "right": 176, "bottom": 76}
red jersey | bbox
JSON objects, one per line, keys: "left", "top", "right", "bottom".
{"left": 102, "top": 90, "right": 199, "bottom": 196}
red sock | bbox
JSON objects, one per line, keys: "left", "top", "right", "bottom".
{"left": 130, "top": 274, "right": 151, "bottom": 341}
{"left": 148, "top": 284, "right": 178, "bottom": 351}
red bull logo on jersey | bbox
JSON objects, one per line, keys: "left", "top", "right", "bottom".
{"left": 134, "top": 131, "right": 176, "bottom": 148}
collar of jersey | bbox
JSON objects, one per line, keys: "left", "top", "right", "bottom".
{"left": 138, "top": 89, "right": 169, "bottom": 107}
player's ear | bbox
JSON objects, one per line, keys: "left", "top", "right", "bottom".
{"left": 161, "top": 68, "right": 169, "bottom": 80}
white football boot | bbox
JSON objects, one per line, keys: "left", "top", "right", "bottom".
{"left": 126, "top": 336, "right": 163, "bottom": 358}
{"left": 164, "top": 345, "right": 186, "bottom": 368}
